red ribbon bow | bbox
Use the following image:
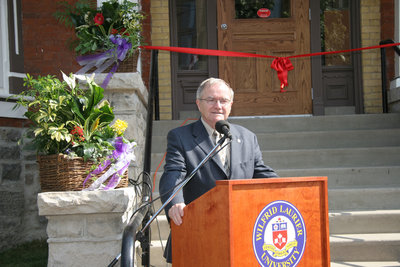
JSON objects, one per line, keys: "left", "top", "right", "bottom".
{"left": 271, "top": 57, "right": 294, "bottom": 92}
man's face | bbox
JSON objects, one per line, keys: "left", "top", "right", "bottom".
{"left": 196, "top": 82, "right": 233, "bottom": 129}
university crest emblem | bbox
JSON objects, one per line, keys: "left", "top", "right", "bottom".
{"left": 252, "top": 200, "right": 306, "bottom": 267}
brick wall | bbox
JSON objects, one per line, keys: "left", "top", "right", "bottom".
{"left": 151, "top": 0, "right": 172, "bottom": 120}
{"left": 21, "top": 0, "right": 80, "bottom": 79}
{"left": 380, "top": 0, "right": 395, "bottom": 85}
{"left": 360, "top": 0, "right": 383, "bottom": 113}
{"left": 140, "top": 0, "right": 151, "bottom": 89}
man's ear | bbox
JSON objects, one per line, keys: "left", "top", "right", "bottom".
{"left": 195, "top": 99, "right": 201, "bottom": 110}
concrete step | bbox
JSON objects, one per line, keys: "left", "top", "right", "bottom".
{"left": 329, "top": 210, "right": 400, "bottom": 234}
{"left": 330, "top": 233, "right": 400, "bottom": 261}
{"left": 148, "top": 240, "right": 168, "bottom": 267}
{"left": 277, "top": 166, "right": 400, "bottom": 189}
{"left": 148, "top": 236, "right": 400, "bottom": 264}
{"left": 150, "top": 210, "right": 400, "bottom": 236}
{"left": 150, "top": 166, "right": 400, "bottom": 193}
{"left": 148, "top": 114, "right": 400, "bottom": 265}
{"left": 263, "top": 146, "right": 400, "bottom": 170}
{"left": 150, "top": 169, "right": 400, "bottom": 213}
{"left": 151, "top": 128, "right": 400, "bottom": 152}
{"left": 152, "top": 114, "right": 400, "bottom": 136}
{"left": 151, "top": 211, "right": 400, "bottom": 240}
{"left": 150, "top": 146, "right": 400, "bottom": 171}
{"left": 328, "top": 187, "right": 400, "bottom": 211}
{"left": 150, "top": 215, "right": 169, "bottom": 240}
{"left": 331, "top": 262, "right": 400, "bottom": 267}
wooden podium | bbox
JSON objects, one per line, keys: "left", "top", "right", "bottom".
{"left": 171, "top": 177, "right": 330, "bottom": 266}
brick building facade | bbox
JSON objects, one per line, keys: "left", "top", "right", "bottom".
{"left": 0, "top": 0, "right": 398, "bottom": 252}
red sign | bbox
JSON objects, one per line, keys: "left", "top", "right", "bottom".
{"left": 257, "top": 8, "right": 271, "bottom": 18}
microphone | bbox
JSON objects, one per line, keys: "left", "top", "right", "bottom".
{"left": 215, "top": 120, "right": 232, "bottom": 139}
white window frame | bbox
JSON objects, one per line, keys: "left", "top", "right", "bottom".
{"left": 0, "top": 0, "right": 10, "bottom": 95}
{"left": 0, "top": 0, "right": 26, "bottom": 119}
{"left": 395, "top": 0, "right": 400, "bottom": 78}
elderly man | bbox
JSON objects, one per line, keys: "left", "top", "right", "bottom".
{"left": 159, "top": 78, "right": 278, "bottom": 263}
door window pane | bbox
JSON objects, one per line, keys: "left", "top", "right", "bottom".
{"left": 321, "top": 0, "right": 351, "bottom": 66}
{"left": 235, "top": 0, "right": 290, "bottom": 19}
{"left": 177, "top": 0, "right": 208, "bottom": 71}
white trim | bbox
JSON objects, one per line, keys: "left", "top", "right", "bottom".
{"left": 0, "top": 0, "right": 10, "bottom": 96}
{"left": 0, "top": 101, "right": 26, "bottom": 119}
{"left": 13, "top": 0, "right": 19, "bottom": 55}
{"left": 9, "top": 72, "right": 26, "bottom": 78}
{"left": 395, "top": 0, "right": 400, "bottom": 77}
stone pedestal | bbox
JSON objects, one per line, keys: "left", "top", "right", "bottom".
{"left": 37, "top": 187, "right": 138, "bottom": 267}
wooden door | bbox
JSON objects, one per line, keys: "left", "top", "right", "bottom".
{"left": 217, "top": 0, "right": 312, "bottom": 116}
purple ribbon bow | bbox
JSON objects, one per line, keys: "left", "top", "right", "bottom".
{"left": 76, "top": 35, "right": 132, "bottom": 88}
{"left": 83, "top": 137, "right": 136, "bottom": 191}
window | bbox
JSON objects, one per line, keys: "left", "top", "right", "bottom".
{"left": 320, "top": 0, "right": 351, "bottom": 66}
{"left": 235, "top": 0, "right": 291, "bottom": 19}
{"left": 176, "top": 0, "right": 208, "bottom": 71}
{"left": 1, "top": 0, "right": 26, "bottom": 119}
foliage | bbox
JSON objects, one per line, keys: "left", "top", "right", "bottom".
{"left": 54, "top": 0, "right": 144, "bottom": 57}
{"left": 0, "top": 239, "right": 48, "bottom": 267}
{"left": 12, "top": 72, "right": 130, "bottom": 162}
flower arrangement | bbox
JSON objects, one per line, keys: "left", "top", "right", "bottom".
{"left": 13, "top": 72, "right": 133, "bottom": 162}
{"left": 12, "top": 73, "right": 136, "bottom": 190}
{"left": 54, "top": 0, "right": 145, "bottom": 88}
{"left": 54, "top": 0, "right": 144, "bottom": 57}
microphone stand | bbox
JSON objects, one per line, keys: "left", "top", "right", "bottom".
{"left": 110, "top": 134, "right": 231, "bottom": 267}
{"left": 136, "top": 135, "right": 231, "bottom": 239}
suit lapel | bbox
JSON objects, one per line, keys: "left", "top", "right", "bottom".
{"left": 229, "top": 125, "right": 243, "bottom": 178}
{"left": 192, "top": 120, "right": 227, "bottom": 175}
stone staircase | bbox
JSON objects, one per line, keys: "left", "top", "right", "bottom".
{"left": 146, "top": 113, "right": 400, "bottom": 267}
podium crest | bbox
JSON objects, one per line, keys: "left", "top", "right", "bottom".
{"left": 252, "top": 200, "right": 306, "bottom": 267}
{"left": 272, "top": 218, "right": 287, "bottom": 250}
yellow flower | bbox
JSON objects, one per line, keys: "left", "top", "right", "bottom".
{"left": 112, "top": 119, "right": 128, "bottom": 136}
{"left": 92, "top": 118, "right": 100, "bottom": 131}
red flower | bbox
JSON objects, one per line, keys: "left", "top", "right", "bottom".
{"left": 111, "top": 28, "right": 129, "bottom": 36}
{"left": 70, "top": 126, "right": 85, "bottom": 142}
{"left": 120, "top": 28, "right": 129, "bottom": 36}
{"left": 94, "top": 13, "right": 104, "bottom": 25}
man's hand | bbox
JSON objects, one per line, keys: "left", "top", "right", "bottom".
{"left": 168, "top": 203, "right": 186, "bottom": 226}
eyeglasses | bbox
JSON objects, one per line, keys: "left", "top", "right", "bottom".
{"left": 198, "top": 98, "right": 232, "bottom": 106}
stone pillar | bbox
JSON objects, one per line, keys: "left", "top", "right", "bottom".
{"left": 37, "top": 187, "right": 138, "bottom": 267}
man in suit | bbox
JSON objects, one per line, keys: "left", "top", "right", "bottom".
{"left": 159, "top": 78, "right": 278, "bottom": 263}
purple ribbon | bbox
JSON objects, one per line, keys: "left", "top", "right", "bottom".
{"left": 83, "top": 137, "right": 136, "bottom": 191}
{"left": 76, "top": 35, "right": 133, "bottom": 88}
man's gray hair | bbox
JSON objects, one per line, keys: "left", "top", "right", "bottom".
{"left": 196, "top": 78, "right": 234, "bottom": 100}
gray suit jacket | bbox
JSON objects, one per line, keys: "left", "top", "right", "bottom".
{"left": 159, "top": 119, "right": 278, "bottom": 262}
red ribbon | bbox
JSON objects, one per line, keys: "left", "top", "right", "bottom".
{"left": 270, "top": 57, "right": 294, "bottom": 92}
{"left": 141, "top": 42, "right": 400, "bottom": 92}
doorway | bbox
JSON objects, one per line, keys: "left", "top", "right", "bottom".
{"left": 217, "top": 0, "right": 312, "bottom": 116}
{"left": 169, "top": 0, "right": 362, "bottom": 117}
{"left": 311, "top": 0, "right": 363, "bottom": 115}
{"left": 169, "top": 0, "right": 218, "bottom": 119}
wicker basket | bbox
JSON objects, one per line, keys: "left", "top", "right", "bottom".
{"left": 37, "top": 154, "right": 129, "bottom": 192}
{"left": 86, "top": 51, "right": 138, "bottom": 73}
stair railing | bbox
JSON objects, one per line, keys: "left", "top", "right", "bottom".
{"left": 380, "top": 39, "right": 400, "bottom": 113}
